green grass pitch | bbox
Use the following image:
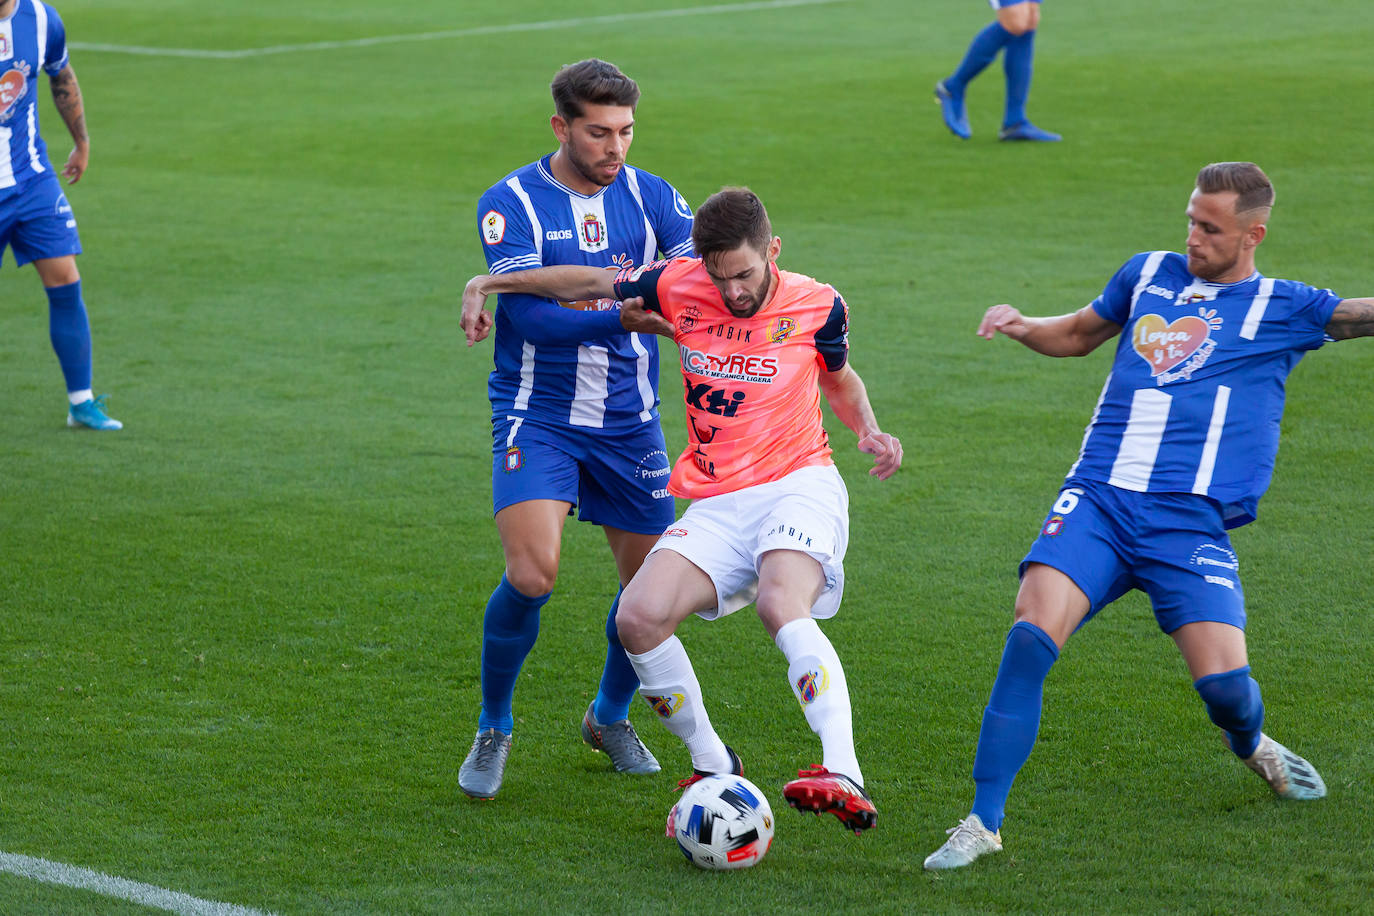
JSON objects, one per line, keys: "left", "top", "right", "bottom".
{"left": 2, "top": 0, "right": 1372, "bottom": 912}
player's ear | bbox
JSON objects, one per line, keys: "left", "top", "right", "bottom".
{"left": 550, "top": 114, "right": 571, "bottom": 143}
{"left": 1246, "top": 221, "right": 1267, "bottom": 249}
{"left": 767, "top": 236, "right": 781, "bottom": 263}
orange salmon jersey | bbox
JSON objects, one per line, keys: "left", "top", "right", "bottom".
{"left": 613, "top": 258, "right": 850, "bottom": 498}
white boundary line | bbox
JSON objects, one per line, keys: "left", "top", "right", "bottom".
{"left": 0, "top": 851, "right": 278, "bottom": 916}
{"left": 69, "top": 0, "right": 849, "bottom": 59}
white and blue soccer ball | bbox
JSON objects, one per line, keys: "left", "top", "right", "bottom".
{"left": 667, "top": 774, "right": 774, "bottom": 870}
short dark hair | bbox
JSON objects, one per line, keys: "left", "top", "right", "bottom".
{"left": 1196, "top": 161, "right": 1275, "bottom": 215}
{"left": 550, "top": 59, "right": 640, "bottom": 122}
{"left": 691, "top": 187, "right": 772, "bottom": 264}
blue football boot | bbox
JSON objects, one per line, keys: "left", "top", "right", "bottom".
{"left": 934, "top": 80, "right": 971, "bottom": 139}
{"left": 67, "top": 395, "right": 123, "bottom": 430}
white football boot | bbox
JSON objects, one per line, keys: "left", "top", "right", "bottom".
{"left": 1243, "top": 733, "right": 1327, "bottom": 800}
{"left": 923, "top": 814, "right": 1003, "bottom": 870}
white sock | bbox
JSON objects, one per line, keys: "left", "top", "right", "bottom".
{"left": 775, "top": 617, "right": 862, "bottom": 785}
{"left": 627, "top": 635, "right": 732, "bottom": 774}
{"left": 68, "top": 389, "right": 93, "bottom": 406}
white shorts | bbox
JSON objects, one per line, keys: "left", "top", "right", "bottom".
{"left": 651, "top": 464, "right": 850, "bottom": 621}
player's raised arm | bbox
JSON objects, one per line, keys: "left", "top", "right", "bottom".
{"left": 460, "top": 266, "right": 621, "bottom": 347}
{"left": 817, "top": 364, "right": 902, "bottom": 480}
{"left": 465, "top": 265, "right": 616, "bottom": 305}
{"left": 977, "top": 303, "right": 1121, "bottom": 357}
{"left": 1325, "top": 297, "right": 1374, "bottom": 340}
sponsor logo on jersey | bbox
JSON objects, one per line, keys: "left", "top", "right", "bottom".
{"left": 643, "top": 693, "right": 684, "bottom": 718}
{"left": 1042, "top": 514, "right": 1065, "bottom": 536}
{"left": 651, "top": 488, "right": 670, "bottom": 499}
{"left": 1145, "top": 284, "right": 1175, "bottom": 301}
{"left": 673, "top": 190, "right": 692, "bottom": 220}
{"left": 685, "top": 383, "right": 746, "bottom": 417}
{"left": 794, "top": 666, "right": 829, "bottom": 705}
{"left": 1131, "top": 307, "right": 1224, "bottom": 384}
{"left": 482, "top": 210, "right": 505, "bottom": 245}
{"left": 706, "top": 324, "right": 751, "bottom": 342}
{"left": 679, "top": 345, "right": 779, "bottom": 383}
{"left": 769, "top": 316, "right": 796, "bottom": 343}
{"left": 662, "top": 527, "right": 689, "bottom": 537}
{"left": 688, "top": 416, "right": 721, "bottom": 479}
{"left": 0, "top": 63, "right": 30, "bottom": 122}
{"left": 503, "top": 446, "right": 523, "bottom": 473}
{"left": 545, "top": 228, "right": 573, "bottom": 241}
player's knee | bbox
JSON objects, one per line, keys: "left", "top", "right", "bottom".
{"left": 1194, "top": 666, "right": 1263, "bottom": 733}
{"left": 996, "top": 6, "right": 1036, "bottom": 36}
{"left": 503, "top": 560, "right": 557, "bottom": 598}
{"left": 615, "top": 586, "right": 672, "bottom": 654}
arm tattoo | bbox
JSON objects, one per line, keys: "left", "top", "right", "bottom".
{"left": 49, "top": 67, "right": 88, "bottom": 144}
{"left": 1326, "top": 298, "right": 1374, "bottom": 340}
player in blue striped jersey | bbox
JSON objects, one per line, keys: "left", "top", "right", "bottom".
{"left": 925, "top": 162, "right": 1374, "bottom": 869}
{"left": 456, "top": 60, "right": 695, "bottom": 799}
{"left": 1, "top": 0, "right": 119, "bottom": 429}
{"left": 934, "top": 0, "right": 1059, "bottom": 142}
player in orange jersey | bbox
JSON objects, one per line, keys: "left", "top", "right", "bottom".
{"left": 462, "top": 187, "right": 902, "bottom": 834}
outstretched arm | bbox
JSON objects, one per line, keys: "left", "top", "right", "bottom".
{"left": 818, "top": 364, "right": 902, "bottom": 480}
{"left": 460, "top": 266, "right": 618, "bottom": 346}
{"left": 977, "top": 303, "right": 1122, "bottom": 357}
{"left": 49, "top": 65, "right": 88, "bottom": 184}
{"left": 1325, "top": 298, "right": 1374, "bottom": 340}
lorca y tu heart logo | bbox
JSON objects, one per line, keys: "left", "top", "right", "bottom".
{"left": 0, "top": 68, "right": 27, "bottom": 119}
{"left": 1132, "top": 313, "right": 1210, "bottom": 376}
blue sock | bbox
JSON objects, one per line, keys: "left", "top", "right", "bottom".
{"left": 947, "top": 22, "right": 1014, "bottom": 95}
{"left": 477, "top": 575, "right": 550, "bottom": 734}
{"left": 1002, "top": 29, "right": 1036, "bottom": 128}
{"left": 970, "top": 620, "right": 1060, "bottom": 832}
{"left": 1194, "top": 666, "right": 1264, "bottom": 759}
{"left": 46, "top": 280, "right": 92, "bottom": 394}
{"left": 592, "top": 587, "right": 639, "bottom": 724}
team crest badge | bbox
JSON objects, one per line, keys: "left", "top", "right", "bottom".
{"left": 581, "top": 212, "right": 605, "bottom": 247}
{"left": 679, "top": 304, "right": 701, "bottom": 334}
{"left": 0, "top": 30, "right": 11, "bottom": 60}
{"left": 769, "top": 317, "right": 796, "bottom": 343}
{"left": 1042, "top": 515, "right": 1065, "bottom": 537}
{"left": 794, "top": 666, "right": 830, "bottom": 705}
{"left": 503, "top": 446, "right": 523, "bottom": 473}
{"left": 644, "top": 693, "right": 685, "bottom": 718}
{"left": 482, "top": 210, "right": 505, "bottom": 245}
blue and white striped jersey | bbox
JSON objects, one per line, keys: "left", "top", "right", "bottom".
{"left": 1065, "top": 251, "right": 1342, "bottom": 528}
{"left": 0, "top": 0, "right": 67, "bottom": 191}
{"left": 477, "top": 154, "right": 695, "bottom": 430}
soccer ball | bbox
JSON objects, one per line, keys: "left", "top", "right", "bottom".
{"left": 667, "top": 774, "right": 774, "bottom": 870}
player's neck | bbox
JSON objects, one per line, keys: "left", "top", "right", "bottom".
{"left": 1207, "top": 257, "right": 1258, "bottom": 285}
{"left": 0, "top": 0, "right": 16, "bottom": 19}
{"left": 760, "top": 264, "right": 780, "bottom": 310}
{"left": 548, "top": 150, "right": 604, "bottom": 197}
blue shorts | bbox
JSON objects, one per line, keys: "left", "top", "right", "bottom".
{"left": 0, "top": 172, "right": 82, "bottom": 269}
{"left": 1020, "top": 478, "right": 1245, "bottom": 634}
{"left": 490, "top": 415, "right": 675, "bottom": 535}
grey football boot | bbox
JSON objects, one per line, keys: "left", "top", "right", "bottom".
{"left": 459, "top": 728, "right": 512, "bottom": 799}
{"left": 581, "top": 702, "right": 661, "bottom": 774}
